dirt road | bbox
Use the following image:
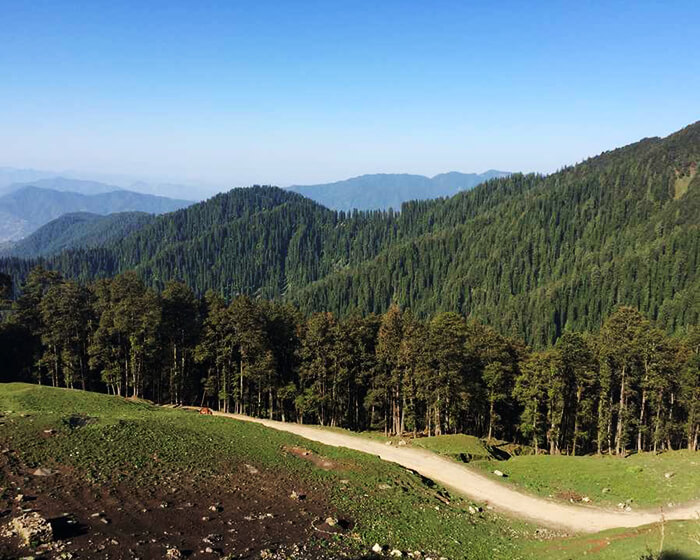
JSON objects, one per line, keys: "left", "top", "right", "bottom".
{"left": 204, "top": 411, "right": 699, "bottom": 533}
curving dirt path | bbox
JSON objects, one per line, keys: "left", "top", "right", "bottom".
{"left": 201, "top": 410, "right": 700, "bottom": 533}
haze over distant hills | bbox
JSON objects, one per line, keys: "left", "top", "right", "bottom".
{"left": 0, "top": 168, "right": 218, "bottom": 200}
{"left": 0, "top": 186, "right": 192, "bottom": 243}
{"left": 0, "top": 177, "right": 123, "bottom": 196}
{"left": 288, "top": 170, "right": 510, "bottom": 211}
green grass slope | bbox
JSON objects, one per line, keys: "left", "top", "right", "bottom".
{"left": 412, "top": 434, "right": 506, "bottom": 462}
{"left": 471, "top": 452, "right": 700, "bottom": 508}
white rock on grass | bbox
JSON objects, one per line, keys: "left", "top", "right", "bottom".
{"left": 391, "top": 549, "right": 404, "bottom": 557}
{"left": 372, "top": 543, "right": 383, "bottom": 553}
{"left": 493, "top": 470, "right": 505, "bottom": 477}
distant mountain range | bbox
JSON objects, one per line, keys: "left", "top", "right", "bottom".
{"left": 0, "top": 168, "right": 218, "bottom": 200}
{"left": 0, "top": 177, "right": 123, "bottom": 196}
{"left": 288, "top": 170, "right": 510, "bottom": 211}
{"left": 0, "top": 212, "right": 156, "bottom": 258}
{"left": 0, "top": 186, "right": 192, "bottom": 242}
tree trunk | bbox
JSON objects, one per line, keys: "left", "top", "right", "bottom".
{"left": 239, "top": 359, "right": 244, "bottom": 415}
{"left": 653, "top": 390, "right": 663, "bottom": 454}
{"left": 615, "top": 365, "right": 627, "bottom": 456}
{"left": 666, "top": 392, "right": 675, "bottom": 450}
{"left": 637, "top": 388, "right": 647, "bottom": 453}
{"left": 572, "top": 385, "right": 582, "bottom": 456}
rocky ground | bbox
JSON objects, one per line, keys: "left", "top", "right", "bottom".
{"left": 0, "top": 447, "right": 366, "bottom": 559}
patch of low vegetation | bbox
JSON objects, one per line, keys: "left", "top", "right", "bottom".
{"left": 526, "top": 520, "right": 700, "bottom": 560}
{"left": 471, "top": 452, "right": 700, "bottom": 508}
{"left": 412, "top": 434, "right": 508, "bottom": 462}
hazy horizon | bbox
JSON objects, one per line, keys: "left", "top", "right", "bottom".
{"left": 2, "top": 2, "right": 699, "bottom": 196}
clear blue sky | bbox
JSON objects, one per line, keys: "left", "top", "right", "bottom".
{"left": 1, "top": 1, "right": 698, "bottom": 189}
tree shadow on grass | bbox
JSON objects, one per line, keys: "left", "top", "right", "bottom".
{"left": 660, "top": 552, "right": 698, "bottom": 560}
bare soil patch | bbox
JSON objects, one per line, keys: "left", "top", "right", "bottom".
{"left": 282, "top": 445, "right": 349, "bottom": 472}
{"left": 0, "top": 449, "right": 354, "bottom": 559}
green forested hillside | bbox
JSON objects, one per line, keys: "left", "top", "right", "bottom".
{"left": 1, "top": 211, "right": 155, "bottom": 258}
{"left": 1, "top": 122, "right": 698, "bottom": 346}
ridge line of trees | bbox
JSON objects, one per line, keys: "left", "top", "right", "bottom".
{"left": 1, "top": 267, "right": 697, "bottom": 454}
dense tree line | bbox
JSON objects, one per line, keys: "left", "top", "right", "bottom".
{"left": 1, "top": 123, "right": 698, "bottom": 347}
{"left": 1, "top": 267, "right": 697, "bottom": 454}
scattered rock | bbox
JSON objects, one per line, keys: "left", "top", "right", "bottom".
{"left": 203, "top": 533, "right": 222, "bottom": 545}
{"left": 166, "top": 547, "right": 183, "bottom": 560}
{"left": 32, "top": 467, "right": 54, "bottom": 477}
{"left": 100, "top": 518, "right": 110, "bottom": 524}
{"left": 15, "top": 494, "right": 25, "bottom": 502}
{"left": 493, "top": 470, "right": 505, "bottom": 477}
{"left": 244, "top": 464, "right": 259, "bottom": 474}
{"left": 378, "top": 483, "right": 392, "bottom": 490}
{"left": 11, "top": 512, "right": 54, "bottom": 546}
{"left": 391, "top": 549, "right": 404, "bottom": 557}
{"left": 205, "top": 546, "right": 214, "bottom": 553}
{"left": 209, "top": 504, "right": 222, "bottom": 512}
{"left": 582, "top": 496, "right": 591, "bottom": 503}
{"left": 372, "top": 543, "right": 384, "bottom": 554}
{"left": 664, "top": 472, "right": 675, "bottom": 479}
{"left": 602, "top": 487, "right": 611, "bottom": 493}
{"left": 468, "top": 505, "right": 481, "bottom": 514}
{"left": 398, "top": 440, "right": 407, "bottom": 446}
{"left": 385, "top": 441, "right": 392, "bottom": 446}
{"left": 289, "top": 490, "right": 305, "bottom": 500}
{"left": 325, "top": 517, "right": 338, "bottom": 527}
{"left": 43, "top": 429, "right": 57, "bottom": 435}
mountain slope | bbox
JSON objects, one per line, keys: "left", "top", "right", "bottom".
{"left": 0, "top": 186, "right": 193, "bottom": 242}
{"left": 0, "top": 177, "right": 122, "bottom": 196}
{"left": 1, "top": 212, "right": 155, "bottom": 258}
{"left": 0, "top": 167, "right": 56, "bottom": 190}
{"left": 293, "top": 125, "right": 700, "bottom": 341}
{"left": 1, "top": 123, "right": 698, "bottom": 345}
{"left": 289, "top": 170, "right": 510, "bottom": 210}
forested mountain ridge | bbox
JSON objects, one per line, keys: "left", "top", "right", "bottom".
{"left": 0, "top": 122, "right": 698, "bottom": 346}
{"left": 0, "top": 212, "right": 155, "bottom": 258}
{"left": 298, "top": 124, "right": 700, "bottom": 329}
{"left": 288, "top": 169, "right": 510, "bottom": 211}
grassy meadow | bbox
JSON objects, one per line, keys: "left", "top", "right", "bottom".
{"left": 0, "top": 383, "right": 698, "bottom": 560}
